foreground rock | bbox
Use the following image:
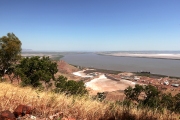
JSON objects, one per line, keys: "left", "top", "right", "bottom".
{"left": 0, "top": 104, "right": 77, "bottom": 120}
{"left": 13, "top": 105, "right": 32, "bottom": 118}
{"left": 0, "top": 110, "right": 16, "bottom": 120}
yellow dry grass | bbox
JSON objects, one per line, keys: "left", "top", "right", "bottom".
{"left": 0, "top": 82, "right": 179, "bottom": 120}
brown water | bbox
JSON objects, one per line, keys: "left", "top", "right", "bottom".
{"left": 62, "top": 53, "right": 180, "bottom": 77}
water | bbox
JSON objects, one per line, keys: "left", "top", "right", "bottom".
{"left": 62, "top": 53, "right": 180, "bottom": 77}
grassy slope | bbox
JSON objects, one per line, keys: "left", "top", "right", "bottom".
{"left": 0, "top": 82, "right": 179, "bottom": 120}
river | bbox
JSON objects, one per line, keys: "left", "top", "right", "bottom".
{"left": 62, "top": 53, "right": 180, "bottom": 77}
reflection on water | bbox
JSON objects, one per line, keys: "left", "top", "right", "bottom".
{"left": 62, "top": 53, "right": 180, "bottom": 77}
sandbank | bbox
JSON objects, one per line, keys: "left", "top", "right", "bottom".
{"left": 105, "top": 53, "right": 180, "bottom": 60}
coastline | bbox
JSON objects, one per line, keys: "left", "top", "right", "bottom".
{"left": 99, "top": 53, "right": 180, "bottom": 60}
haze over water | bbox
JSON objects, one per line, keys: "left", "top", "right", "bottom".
{"left": 62, "top": 52, "right": 180, "bottom": 77}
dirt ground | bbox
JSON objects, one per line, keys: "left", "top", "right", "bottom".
{"left": 85, "top": 74, "right": 135, "bottom": 92}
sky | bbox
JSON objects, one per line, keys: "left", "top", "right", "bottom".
{"left": 0, "top": 0, "right": 180, "bottom": 51}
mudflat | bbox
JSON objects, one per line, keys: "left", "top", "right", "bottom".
{"left": 105, "top": 53, "right": 180, "bottom": 60}
{"left": 73, "top": 70, "right": 135, "bottom": 92}
{"left": 85, "top": 75, "right": 135, "bottom": 92}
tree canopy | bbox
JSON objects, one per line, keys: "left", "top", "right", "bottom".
{"left": 15, "top": 56, "right": 58, "bottom": 88}
{"left": 54, "top": 75, "right": 88, "bottom": 95}
{"left": 0, "top": 33, "right": 22, "bottom": 77}
{"left": 124, "top": 84, "right": 180, "bottom": 113}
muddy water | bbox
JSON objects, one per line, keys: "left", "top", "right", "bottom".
{"left": 62, "top": 53, "right": 180, "bottom": 77}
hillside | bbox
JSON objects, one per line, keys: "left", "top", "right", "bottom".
{"left": 0, "top": 82, "right": 179, "bottom": 120}
{"left": 55, "top": 60, "right": 81, "bottom": 81}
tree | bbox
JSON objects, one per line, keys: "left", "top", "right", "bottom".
{"left": 173, "top": 93, "right": 180, "bottom": 112}
{"left": 124, "top": 84, "right": 180, "bottom": 112}
{"left": 15, "top": 56, "right": 58, "bottom": 88}
{"left": 143, "top": 85, "right": 160, "bottom": 106}
{"left": 0, "top": 33, "right": 21, "bottom": 80}
{"left": 124, "top": 85, "right": 161, "bottom": 108}
{"left": 124, "top": 86, "right": 134, "bottom": 100}
{"left": 160, "top": 93, "right": 174, "bottom": 110}
{"left": 54, "top": 75, "right": 88, "bottom": 95}
{"left": 124, "top": 84, "right": 144, "bottom": 102}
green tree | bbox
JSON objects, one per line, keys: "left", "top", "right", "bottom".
{"left": 124, "top": 86, "right": 134, "bottom": 100}
{"left": 173, "top": 93, "right": 180, "bottom": 112}
{"left": 124, "top": 85, "right": 161, "bottom": 108}
{"left": 54, "top": 75, "right": 88, "bottom": 95}
{"left": 54, "top": 75, "right": 67, "bottom": 89}
{"left": 124, "top": 84, "right": 180, "bottom": 112}
{"left": 0, "top": 33, "right": 21, "bottom": 81}
{"left": 143, "top": 85, "right": 161, "bottom": 108}
{"left": 124, "top": 84, "right": 144, "bottom": 102}
{"left": 15, "top": 56, "right": 58, "bottom": 88}
{"left": 160, "top": 93, "right": 174, "bottom": 110}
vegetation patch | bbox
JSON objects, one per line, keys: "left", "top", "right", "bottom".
{"left": 124, "top": 84, "right": 180, "bottom": 113}
{"left": 54, "top": 75, "right": 88, "bottom": 95}
{"left": 0, "top": 83, "right": 179, "bottom": 120}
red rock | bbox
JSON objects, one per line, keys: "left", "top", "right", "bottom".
{"left": 0, "top": 110, "right": 16, "bottom": 120}
{"left": 13, "top": 105, "right": 32, "bottom": 118}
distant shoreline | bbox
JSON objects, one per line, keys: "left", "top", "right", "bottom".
{"left": 83, "top": 67, "right": 180, "bottom": 79}
{"left": 98, "top": 53, "right": 180, "bottom": 60}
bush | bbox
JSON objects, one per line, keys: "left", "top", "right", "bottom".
{"left": 15, "top": 56, "right": 58, "bottom": 88}
{"left": 124, "top": 84, "right": 180, "bottom": 113}
{"left": 54, "top": 75, "right": 88, "bottom": 95}
{"left": 124, "top": 84, "right": 144, "bottom": 102}
{"left": 96, "top": 92, "right": 106, "bottom": 101}
{"left": 143, "top": 85, "right": 161, "bottom": 108}
{"left": 174, "top": 93, "right": 180, "bottom": 112}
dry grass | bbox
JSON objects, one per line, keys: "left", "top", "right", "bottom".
{"left": 0, "top": 82, "right": 179, "bottom": 120}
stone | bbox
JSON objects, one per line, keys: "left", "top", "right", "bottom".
{"left": 13, "top": 105, "right": 32, "bottom": 118}
{"left": 0, "top": 110, "right": 16, "bottom": 120}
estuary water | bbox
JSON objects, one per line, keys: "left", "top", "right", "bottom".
{"left": 62, "top": 53, "right": 180, "bottom": 77}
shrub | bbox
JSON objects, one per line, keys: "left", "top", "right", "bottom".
{"left": 54, "top": 75, "right": 88, "bottom": 95}
{"left": 124, "top": 84, "right": 180, "bottom": 113}
{"left": 96, "top": 92, "right": 106, "bottom": 101}
{"left": 14, "top": 56, "right": 58, "bottom": 88}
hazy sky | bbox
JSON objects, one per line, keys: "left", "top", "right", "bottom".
{"left": 0, "top": 0, "right": 180, "bottom": 51}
